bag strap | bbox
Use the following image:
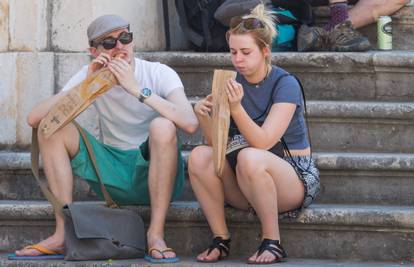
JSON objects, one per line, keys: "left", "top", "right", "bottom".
{"left": 31, "top": 128, "right": 64, "bottom": 217}
{"left": 281, "top": 74, "right": 313, "bottom": 171}
{"left": 31, "top": 122, "right": 119, "bottom": 211}
{"left": 72, "top": 122, "right": 119, "bottom": 208}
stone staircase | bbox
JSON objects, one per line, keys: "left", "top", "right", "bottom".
{"left": 0, "top": 1, "right": 414, "bottom": 266}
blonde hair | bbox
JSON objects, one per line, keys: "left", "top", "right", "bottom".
{"left": 226, "top": 4, "right": 277, "bottom": 64}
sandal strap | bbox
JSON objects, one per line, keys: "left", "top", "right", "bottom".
{"left": 207, "top": 236, "right": 231, "bottom": 258}
{"left": 257, "top": 239, "right": 287, "bottom": 259}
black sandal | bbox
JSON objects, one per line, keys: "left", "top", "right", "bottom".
{"left": 247, "top": 238, "right": 287, "bottom": 264}
{"left": 197, "top": 236, "right": 231, "bottom": 263}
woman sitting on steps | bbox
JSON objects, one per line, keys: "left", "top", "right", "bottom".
{"left": 188, "top": 4, "right": 320, "bottom": 265}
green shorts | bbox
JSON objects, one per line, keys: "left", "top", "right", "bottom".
{"left": 70, "top": 128, "right": 185, "bottom": 205}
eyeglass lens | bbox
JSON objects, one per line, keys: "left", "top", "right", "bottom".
{"left": 100, "top": 32, "right": 133, "bottom": 50}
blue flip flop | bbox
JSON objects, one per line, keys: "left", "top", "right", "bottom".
{"left": 8, "top": 244, "right": 64, "bottom": 260}
{"left": 8, "top": 253, "right": 65, "bottom": 260}
{"left": 144, "top": 247, "right": 179, "bottom": 263}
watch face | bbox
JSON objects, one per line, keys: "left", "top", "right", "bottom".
{"left": 142, "top": 87, "right": 152, "bottom": 97}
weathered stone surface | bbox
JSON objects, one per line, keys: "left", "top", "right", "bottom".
{"left": 0, "top": 256, "right": 410, "bottom": 267}
{"left": 0, "top": 170, "right": 97, "bottom": 201}
{"left": 313, "top": 6, "right": 414, "bottom": 50}
{"left": 308, "top": 101, "right": 414, "bottom": 153}
{"left": 318, "top": 170, "right": 414, "bottom": 205}
{"left": 0, "top": 53, "right": 17, "bottom": 148}
{"left": 0, "top": 0, "right": 8, "bottom": 51}
{"left": 51, "top": 0, "right": 165, "bottom": 52}
{"left": 15, "top": 53, "right": 54, "bottom": 147}
{"left": 8, "top": 0, "right": 48, "bottom": 51}
{"left": 0, "top": 201, "right": 413, "bottom": 261}
{"left": 54, "top": 53, "right": 90, "bottom": 92}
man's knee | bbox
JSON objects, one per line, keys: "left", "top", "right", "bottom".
{"left": 149, "top": 117, "right": 177, "bottom": 146}
{"left": 37, "top": 123, "right": 79, "bottom": 156}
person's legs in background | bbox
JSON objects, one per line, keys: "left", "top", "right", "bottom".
{"left": 298, "top": 0, "right": 371, "bottom": 51}
{"left": 324, "top": 0, "right": 350, "bottom": 31}
{"left": 348, "top": 0, "right": 410, "bottom": 29}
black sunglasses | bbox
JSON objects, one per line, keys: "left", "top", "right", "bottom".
{"left": 229, "top": 17, "right": 265, "bottom": 30}
{"left": 92, "top": 32, "right": 133, "bottom": 50}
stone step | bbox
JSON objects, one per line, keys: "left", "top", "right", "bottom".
{"left": 1, "top": 256, "right": 412, "bottom": 267}
{"left": 136, "top": 51, "right": 414, "bottom": 101}
{"left": 0, "top": 201, "right": 413, "bottom": 262}
{"left": 1, "top": 151, "right": 414, "bottom": 206}
{"left": 181, "top": 100, "right": 414, "bottom": 153}
{"left": 313, "top": 6, "right": 414, "bottom": 50}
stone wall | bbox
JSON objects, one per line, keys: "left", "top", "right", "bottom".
{"left": 0, "top": 0, "right": 189, "bottom": 52}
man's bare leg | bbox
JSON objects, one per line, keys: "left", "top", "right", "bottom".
{"left": 349, "top": 0, "right": 409, "bottom": 29}
{"left": 15, "top": 123, "right": 79, "bottom": 256}
{"left": 146, "top": 117, "right": 178, "bottom": 259}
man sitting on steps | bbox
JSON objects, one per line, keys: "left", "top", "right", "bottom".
{"left": 15, "top": 14, "right": 198, "bottom": 263}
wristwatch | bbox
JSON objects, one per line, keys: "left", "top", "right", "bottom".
{"left": 138, "top": 87, "right": 152, "bottom": 103}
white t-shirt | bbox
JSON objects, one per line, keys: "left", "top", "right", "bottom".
{"left": 61, "top": 57, "right": 184, "bottom": 150}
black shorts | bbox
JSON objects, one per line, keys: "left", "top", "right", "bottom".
{"left": 225, "top": 141, "right": 284, "bottom": 173}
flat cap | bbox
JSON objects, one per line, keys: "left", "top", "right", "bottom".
{"left": 87, "top": 14, "right": 130, "bottom": 42}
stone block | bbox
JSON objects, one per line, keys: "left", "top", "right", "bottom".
{"left": 51, "top": 0, "right": 165, "bottom": 52}
{"left": 8, "top": 0, "right": 48, "bottom": 51}
{"left": 0, "top": 0, "right": 9, "bottom": 51}
{"left": 54, "top": 53, "right": 90, "bottom": 91}
{"left": 15, "top": 53, "right": 54, "bottom": 147}
{"left": 0, "top": 53, "right": 17, "bottom": 148}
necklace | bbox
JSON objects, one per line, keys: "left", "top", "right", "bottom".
{"left": 247, "top": 65, "right": 270, "bottom": 88}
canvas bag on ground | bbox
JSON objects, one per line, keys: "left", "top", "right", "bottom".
{"left": 31, "top": 122, "right": 146, "bottom": 261}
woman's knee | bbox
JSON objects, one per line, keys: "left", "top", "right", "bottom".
{"left": 236, "top": 148, "right": 265, "bottom": 178}
{"left": 188, "top": 146, "right": 213, "bottom": 178}
{"left": 149, "top": 117, "right": 177, "bottom": 146}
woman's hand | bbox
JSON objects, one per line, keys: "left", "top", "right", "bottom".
{"left": 108, "top": 57, "right": 139, "bottom": 96}
{"left": 226, "top": 79, "right": 244, "bottom": 113}
{"left": 87, "top": 52, "right": 111, "bottom": 75}
{"left": 194, "top": 94, "right": 213, "bottom": 117}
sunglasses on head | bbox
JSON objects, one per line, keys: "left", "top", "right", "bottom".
{"left": 229, "top": 17, "right": 265, "bottom": 30}
{"left": 92, "top": 31, "right": 133, "bottom": 50}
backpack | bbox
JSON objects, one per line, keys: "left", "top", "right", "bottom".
{"left": 272, "top": 8, "right": 301, "bottom": 51}
{"left": 175, "top": 0, "right": 229, "bottom": 52}
{"left": 271, "top": 0, "right": 314, "bottom": 26}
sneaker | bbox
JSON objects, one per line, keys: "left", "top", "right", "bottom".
{"left": 328, "top": 20, "right": 371, "bottom": 52}
{"left": 297, "top": 24, "right": 330, "bottom": 52}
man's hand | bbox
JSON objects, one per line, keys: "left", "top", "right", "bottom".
{"left": 87, "top": 53, "right": 111, "bottom": 76}
{"left": 108, "top": 57, "right": 139, "bottom": 96}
